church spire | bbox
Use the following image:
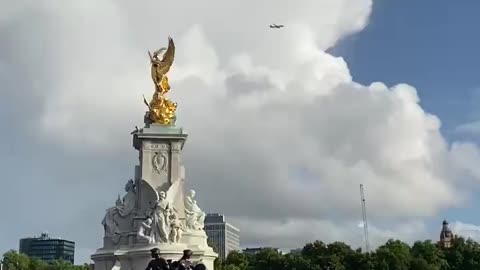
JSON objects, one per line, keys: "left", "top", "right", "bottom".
{"left": 439, "top": 219, "right": 454, "bottom": 249}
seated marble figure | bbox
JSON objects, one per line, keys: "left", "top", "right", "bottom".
{"left": 102, "top": 179, "right": 136, "bottom": 243}
{"left": 184, "top": 189, "right": 205, "bottom": 231}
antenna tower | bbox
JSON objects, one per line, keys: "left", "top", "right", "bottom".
{"left": 360, "top": 184, "right": 370, "bottom": 253}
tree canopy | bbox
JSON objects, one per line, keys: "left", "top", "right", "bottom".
{"left": 1, "top": 250, "right": 89, "bottom": 270}
{"left": 218, "top": 236, "right": 478, "bottom": 270}
{"left": 5, "top": 236, "right": 479, "bottom": 270}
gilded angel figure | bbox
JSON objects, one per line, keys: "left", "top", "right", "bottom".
{"left": 149, "top": 36, "right": 175, "bottom": 94}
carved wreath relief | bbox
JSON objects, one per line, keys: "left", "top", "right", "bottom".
{"left": 152, "top": 152, "right": 168, "bottom": 174}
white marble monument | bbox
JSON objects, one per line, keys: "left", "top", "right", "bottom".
{"left": 91, "top": 124, "right": 217, "bottom": 270}
{"left": 91, "top": 37, "right": 217, "bottom": 270}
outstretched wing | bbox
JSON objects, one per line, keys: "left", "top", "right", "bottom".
{"left": 155, "top": 47, "right": 167, "bottom": 56}
{"left": 159, "top": 36, "right": 175, "bottom": 74}
{"left": 165, "top": 180, "right": 182, "bottom": 208}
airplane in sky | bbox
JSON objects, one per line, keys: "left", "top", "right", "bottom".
{"left": 269, "top": 24, "right": 284, "bottom": 29}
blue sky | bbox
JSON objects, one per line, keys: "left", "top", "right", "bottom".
{"left": 336, "top": 0, "right": 480, "bottom": 136}
{"left": 334, "top": 0, "right": 480, "bottom": 230}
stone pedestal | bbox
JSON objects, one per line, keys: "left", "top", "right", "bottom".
{"left": 91, "top": 242, "right": 217, "bottom": 270}
{"left": 91, "top": 121, "right": 217, "bottom": 269}
{"left": 132, "top": 124, "right": 188, "bottom": 220}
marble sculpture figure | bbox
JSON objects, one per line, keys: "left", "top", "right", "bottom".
{"left": 184, "top": 189, "right": 206, "bottom": 231}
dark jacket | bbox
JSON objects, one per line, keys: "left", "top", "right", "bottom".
{"left": 146, "top": 257, "right": 170, "bottom": 270}
{"left": 171, "top": 259, "right": 193, "bottom": 270}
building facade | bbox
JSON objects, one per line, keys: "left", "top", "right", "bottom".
{"left": 289, "top": 248, "right": 303, "bottom": 255}
{"left": 204, "top": 213, "right": 240, "bottom": 261}
{"left": 19, "top": 232, "right": 75, "bottom": 263}
{"left": 439, "top": 220, "right": 454, "bottom": 249}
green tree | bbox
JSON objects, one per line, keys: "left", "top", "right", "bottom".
{"left": 284, "top": 253, "right": 320, "bottom": 270}
{"left": 42, "top": 259, "right": 88, "bottom": 270}
{"left": 73, "top": 263, "right": 91, "bottom": 270}
{"left": 410, "top": 258, "right": 437, "bottom": 270}
{"left": 344, "top": 249, "right": 374, "bottom": 270}
{"left": 225, "top": 251, "right": 249, "bottom": 270}
{"left": 375, "top": 239, "right": 411, "bottom": 270}
{"left": 302, "top": 241, "right": 328, "bottom": 258}
{"left": 444, "top": 236, "right": 465, "bottom": 270}
{"left": 250, "top": 248, "right": 285, "bottom": 270}
{"left": 223, "top": 265, "right": 242, "bottom": 270}
{"left": 15, "top": 236, "right": 480, "bottom": 270}
{"left": 214, "top": 258, "right": 224, "bottom": 270}
{"left": 29, "top": 257, "right": 49, "bottom": 270}
{"left": 302, "top": 241, "right": 367, "bottom": 270}
{"left": 301, "top": 240, "right": 331, "bottom": 268}
{"left": 326, "top": 242, "right": 356, "bottom": 270}
{"left": 2, "top": 250, "right": 30, "bottom": 270}
{"left": 448, "top": 238, "right": 480, "bottom": 270}
{"left": 48, "top": 260, "right": 74, "bottom": 270}
{"left": 410, "top": 240, "right": 446, "bottom": 270}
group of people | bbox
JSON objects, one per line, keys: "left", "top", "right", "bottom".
{"left": 146, "top": 248, "right": 207, "bottom": 270}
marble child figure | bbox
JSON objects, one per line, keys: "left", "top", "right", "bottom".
{"left": 137, "top": 217, "right": 155, "bottom": 243}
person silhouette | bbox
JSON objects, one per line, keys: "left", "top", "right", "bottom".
{"left": 145, "top": 248, "right": 169, "bottom": 270}
{"left": 176, "top": 249, "right": 193, "bottom": 270}
{"left": 193, "top": 263, "right": 206, "bottom": 270}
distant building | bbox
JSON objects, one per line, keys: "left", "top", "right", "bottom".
{"left": 439, "top": 220, "right": 454, "bottom": 249}
{"left": 242, "top": 247, "right": 281, "bottom": 256}
{"left": 204, "top": 213, "right": 240, "bottom": 261}
{"left": 289, "top": 248, "right": 303, "bottom": 254}
{"left": 19, "top": 232, "right": 75, "bottom": 263}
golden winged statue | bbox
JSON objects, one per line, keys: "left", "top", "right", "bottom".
{"left": 144, "top": 36, "right": 178, "bottom": 125}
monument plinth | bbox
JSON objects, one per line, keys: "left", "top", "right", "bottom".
{"left": 133, "top": 124, "right": 187, "bottom": 218}
{"left": 91, "top": 37, "right": 217, "bottom": 270}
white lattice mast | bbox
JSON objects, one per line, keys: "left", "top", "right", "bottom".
{"left": 360, "top": 184, "right": 370, "bottom": 253}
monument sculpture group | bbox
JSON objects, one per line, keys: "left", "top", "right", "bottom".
{"left": 91, "top": 37, "right": 217, "bottom": 270}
